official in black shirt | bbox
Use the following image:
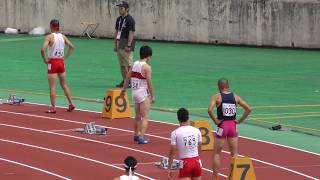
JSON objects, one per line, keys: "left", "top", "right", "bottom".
{"left": 114, "top": 1, "right": 135, "bottom": 88}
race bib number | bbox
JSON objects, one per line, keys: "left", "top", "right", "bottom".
{"left": 116, "top": 31, "right": 122, "bottom": 40}
{"left": 48, "top": 64, "right": 52, "bottom": 70}
{"left": 131, "top": 79, "right": 140, "bottom": 89}
{"left": 216, "top": 127, "right": 224, "bottom": 136}
{"left": 54, "top": 49, "right": 64, "bottom": 58}
{"left": 183, "top": 135, "right": 197, "bottom": 149}
{"left": 222, "top": 103, "right": 236, "bottom": 116}
{"left": 175, "top": 160, "right": 183, "bottom": 169}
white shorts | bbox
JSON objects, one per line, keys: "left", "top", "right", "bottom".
{"left": 132, "top": 89, "right": 148, "bottom": 103}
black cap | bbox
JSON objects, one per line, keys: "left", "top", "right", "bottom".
{"left": 116, "top": 1, "right": 129, "bottom": 8}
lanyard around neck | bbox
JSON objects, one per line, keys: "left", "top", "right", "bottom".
{"left": 118, "top": 17, "right": 127, "bottom": 31}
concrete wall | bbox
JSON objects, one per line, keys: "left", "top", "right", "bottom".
{"left": 1, "top": 0, "right": 320, "bottom": 48}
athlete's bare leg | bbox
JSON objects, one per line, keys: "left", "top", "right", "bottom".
{"left": 139, "top": 97, "right": 150, "bottom": 136}
{"left": 134, "top": 103, "right": 141, "bottom": 136}
{"left": 227, "top": 137, "right": 238, "bottom": 157}
{"left": 179, "top": 178, "right": 191, "bottom": 180}
{"left": 58, "top": 72, "right": 73, "bottom": 105}
{"left": 48, "top": 74, "right": 57, "bottom": 107}
{"left": 213, "top": 137, "right": 225, "bottom": 180}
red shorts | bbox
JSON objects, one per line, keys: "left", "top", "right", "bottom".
{"left": 215, "top": 120, "right": 238, "bottom": 139}
{"left": 179, "top": 157, "right": 202, "bottom": 178}
{"left": 48, "top": 58, "right": 65, "bottom": 74}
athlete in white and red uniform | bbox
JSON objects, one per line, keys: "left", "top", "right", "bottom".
{"left": 208, "top": 78, "right": 252, "bottom": 180}
{"left": 40, "top": 19, "right": 75, "bottom": 113}
{"left": 168, "top": 108, "right": 202, "bottom": 180}
{"left": 121, "top": 45, "right": 155, "bottom": 144}
{"left": 131, "top": 60, "right": 148, "bottom": 103}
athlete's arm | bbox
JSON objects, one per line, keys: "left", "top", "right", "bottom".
{"left": 198, "top": 130, "right": 202, "bottom": 156}
{"left": 40, "top": 35, "right": 51, "bottom": 64}
{"left": 167, "top": 144, "right": 177, "bottom": 180}
{"left": 236, "top": 96, "right": 252, "bottom": 124}
{"left": 63, "top": 35, "right": 75, "bottom": 60}
{"left": 198, "top": 142, "right": 202, "bottom": 156}
{"left": 125, "top": 18, "right": 135, "bottom": 52}
{"left": 120, "top": 67, "right": 132, "bottom": 97}
{"left": 128, "top": 31, "right": 134, "bottom": 47}
{"left": 125, "top": 31, "right": 134, "bottom": 52}
{"left": 114, "top": 31, "right": 118, "bottom": 52}
{"left": 112, "top": 177, "right": 120, "bottom": 180}
{"left": 208, "top": 95, "right": 221, "bottom": 125}
{"left": 144, "top": 65, "right": 155, "bottom": 103}
{"left": 114, "top": 18, "right": 119, "bottom": 52}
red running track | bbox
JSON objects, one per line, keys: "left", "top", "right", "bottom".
{"left": 0, "top": 103, "right": 319, "bottom": 179}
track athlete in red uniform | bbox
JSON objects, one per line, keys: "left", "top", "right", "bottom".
{"left": 40, "top": 19, "right": 75, "bottom": 113}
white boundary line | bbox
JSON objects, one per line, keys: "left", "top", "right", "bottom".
{"left": 0, "top": 157, "right": 71, "bottom": 180}
{"left": 27, "top": 102, "right": 320, "bottom": 157}
{"left": 1, "top": 105, "right": 319, "bottom": 179}
{"left": 236, "top": 136, "right": 320, "bottom": 157}
{"left": 0, "top": 136, "right": 153, "bottom": 180}
{"left": 246, "top": 157, "right": 319, "bottom": 180}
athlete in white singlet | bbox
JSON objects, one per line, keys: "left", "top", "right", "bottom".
{"left": 47, "top": 33, "right": 65, "bottom": 59}
{"left": 40, "top": 19, "right": 75, "bottom": 113}
{"left": 168, "top": 108, "right": 202, "bottom": 180}
{"left": 131, "top": 60, "right": 148, "bottom": 103}
{"left": 119, "top": 175, "right": 139, "bottom": 180}
{"left": 121, "top": 45, "right": 155, "bottom": 144}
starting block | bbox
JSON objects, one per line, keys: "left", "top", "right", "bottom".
{"left": 228, "top": 157, "right": 256, "bottom": 180}
{"left": 0, "top": 94, "right": 25, "bottom": 105}
{"left": 101, "top": 89, "right": 132, "bottom": 119}
{"left": 191, "top": 120, "right": 214, "bottom": 151}
{"left": 75, "top": 122, "right": 107, "bottom": 135}
{"left": 155, "top": 157, "right": 183, "bottom": 170}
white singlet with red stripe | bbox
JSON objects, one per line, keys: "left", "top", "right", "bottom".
{"left": 48, "top": 33, "right": 65, "bottom": 59}
{"left": 131, "top": 61, "right": 148, "bottom": 103}
{"left": 171, "top": 126, "right": 202, "bottom": 159}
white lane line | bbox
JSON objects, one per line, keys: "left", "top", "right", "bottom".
{"left": 0, "top": 157, "right": 71, "bottom": 180}
{"left": 0, "top": 110, "right": 169, "bottom": 141}
{"left": 2, "top": 109, "right": 319, "bottom": 179}
{"left": 0, "top": 122, "right": 226, "bottom": 178}
{"left": 0, "top": 137, "right": 153, "bottom": 180}
{"left": 26, "top": 102, "right": 320, "bottom": 157}
{"left": 48, "top": 129, "right": 76, "bottom": 132}
{"left": 236, "top": 135, "right": 320, "bottom": 157}
{"left": 247, "top": 157, "right": 319, "bottom": 180}
{"left": 112, "top": 162, "right": 156, "bottom": 166}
